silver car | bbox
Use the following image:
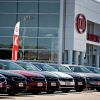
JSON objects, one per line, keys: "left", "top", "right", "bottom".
{"left": 62, "top": 64, "right": 100, "bottom": 91}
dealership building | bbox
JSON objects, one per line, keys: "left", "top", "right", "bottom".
{"left": 0, "top": 0, "right": 100, "bottom": 67}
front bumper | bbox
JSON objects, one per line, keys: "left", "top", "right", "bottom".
{"left": 7, "top": 81, "right": 27, "bottom": 93}
{"left": 59, "top": 81, "right": 75, "bottom": 89}
{"left": 27, "top": 81, "right": 47, "bottom": 93}
{"left": 46, "top": 81, "right": 60, "bottom": 91}
{"left": 86, "top": 81, "right": 100, "bottom": 88}
{"left": 74, "top": 77, "right": 86, "bottom": 90}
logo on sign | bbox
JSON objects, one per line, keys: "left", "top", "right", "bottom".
{"left": 76, "top": 14, "right": 86, "bottom": 34}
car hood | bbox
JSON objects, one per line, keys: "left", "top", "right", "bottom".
{"left": 0, "top": 70, "right": 24, "bottom": 78}
{"left": 9, "top": 70, "right": 44, "bottom": 78}
{"left": 64, "top": 72, "right": 83, "bottom": 78}
{"left": 31, "top": 71, "right": 58, "bottom": 78}
{"left": 45, "top": 71, "right": 73, "bottom": 78}
{"left": 76, "top": 72, "right": 100, "bottom": 78}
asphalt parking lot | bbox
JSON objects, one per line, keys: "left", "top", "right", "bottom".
{"left": 0, "top": 90, "right": 100, "bottom": 100}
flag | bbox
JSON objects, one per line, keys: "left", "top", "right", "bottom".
{"left": 12, "top": 22, "right": 20, "bottom": 61}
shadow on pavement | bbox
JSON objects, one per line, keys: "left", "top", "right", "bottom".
{"left": 0, "top": 96, "right": 15, "bottom": 99}
{"left": 36, "top": 91, "right": 68, "bottom": 96}
{"left": 69, "top": 90, "right": 96, "bottom": 94}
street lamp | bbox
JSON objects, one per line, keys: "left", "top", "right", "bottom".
{"left": 22, "top": 15, "right": 31, "bottom": 60}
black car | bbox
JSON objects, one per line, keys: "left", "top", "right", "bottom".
{"left": 15, "top": 61, "right": 60, "bottom": 94}
{"left": 0, "top": 74, "right": 7, "bottom": 93}
{"left": 0, "top": 60, "right": 47, "bottom": 95}
{"left": 30, "top": 62, "right": 75, "bottom": 93}
{"left": 63, "top": 64, "right": 100, "bottom": 91}
{"left": 48, "top": 63, "right": 86, "bottom": 92}
{"left": 0, "top": 70, "right": 27, "bottom": 95}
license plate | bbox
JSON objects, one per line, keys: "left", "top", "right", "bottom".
{"left": 66, "top": 82, "right": 71, "bottom": 85}
{"left": 60, "top": 81, "right": 66, "bottom": 85}
{"left": 19, "top": 83, "right": 24, "bottom": 87}
{"left": 0, "top": 83, "right": 2, "bottom": 88}
{"left": 78, "top": 82, "right": 83, "bottom": 85}
{"left": 51, "top": 82, "right": 56, "bottom": 86}
{"left": 37, "top": 82, "right": 43, "bottom": 87}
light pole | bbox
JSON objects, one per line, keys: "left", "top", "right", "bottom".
{"left": 22, "top": 15, "right": 31, "bottom": 60}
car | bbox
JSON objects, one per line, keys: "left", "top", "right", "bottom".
{"left": 15, "top": 61, "right": 60, "bottom": 94}
{"left": 31, "top": 62, "right": 75, "bottom": 93}
{"left": 63, "top": 64, "right": 100, "bottom": 91}
{"left": 0, "top": 74, "right": 7, "bottom": 93}
{"left": 0, "top": 60, "right": 47, "bottom": 94}
{"left": 0, "top": 70, "right": 27, "bottom": 95}
{"left": 48, "top": 63, "right": 86, "bottom": 92}
{"left": 85, "top": 66, "right": 100, "bottom": 74}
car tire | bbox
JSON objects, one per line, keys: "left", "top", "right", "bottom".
{"left": 32, "top": 91, "right": 41, "bottom": 95}
{"left": 75, "top": 88, "right": 83, "bottom": 92}
{"left": 96, "top": 88, "right": 100, "bottom": 92}
{"left": 61, "top": 89, "right": 70, "bottom": 93}
{"left": 47, "top": 90, "right": 55, "bottom": 94}
{"left": 8, "top": 92, "right": 16, "bottom": 96}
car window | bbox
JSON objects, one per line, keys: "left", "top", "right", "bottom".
{"left": 69, "top": 66, "right": 91, "bottom": 73}
{"left": 50, "top": 64, "right": 72, "bottom": 72}
{"left": 0, "top": 61, "right": 25, "bottom": 70}
{"left": 32, "top": 63, "right": 58, "bottom": 71}
{"left": 16, "top": 62, "right": 40, "bottom": 71}
{"left": 86, "top": 67, "right": 100, "bottom": 74}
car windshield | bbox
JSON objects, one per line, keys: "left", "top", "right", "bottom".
{"left": 86, "top": 67, "right": 100, "bottom": 74}
{"left": 50, "top": 64, "right": 72, "bottom": 72}
{"left": 69, "top": 66, "right": 92, "bottom": 73}
{"left": 32, "top": 63, "right": 58, "bottom": 71}
{"left": 16, "top": 62, "right": 40, "bottom": 71}
{"left": 0, "top": 61, "right": 25, "bottom": 70}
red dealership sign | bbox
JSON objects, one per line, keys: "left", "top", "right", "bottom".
{"left": 76, "top": 14, "right": 86, "bottom": 34}
{"left": 87, "top": 33, "right": 100, "bottom": 43}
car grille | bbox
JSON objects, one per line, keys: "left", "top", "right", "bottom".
{"left": 12, "top": 77, "right": 25, "bottom": 82}
{"left": 31, "top": 77, "right": 45, "bottom": 82}
{"left": 59, "top": 78, "right": 73, "bottom": 82}
{"left": 0, "top": 78, "right": 6, "bottom": 82}
{"left": 91, "top": 77, "right": 100, "bottom": 81}
{"left": 74, "top": 77, "right": 85, "bottom": 81}
{"left": 46, "top": 77, "right": 58, "bottom": 82}
{"left": 86, "top": 77, "right": 100, "bottom": 81}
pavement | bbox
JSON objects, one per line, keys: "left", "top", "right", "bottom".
{"left": 0, "top": 90, "right": 100, "bottom": 100}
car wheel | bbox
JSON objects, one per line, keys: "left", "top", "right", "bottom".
{"left": 8, "top": 92, "right": 16, "bottom": 96}
{"left": 32, "top": 91, "right": 41, "bottom": 95}
{"left": 61, "top": 89, "right": 70, "bottom": 93}
{"left": 96, "top": 88, "right": 100, "bottom": 92}
{"left": 75, "top": 88, "right": 83, "bottom": 92}
{"left": 47, "top": 90, "right": 55, "bottom": 94}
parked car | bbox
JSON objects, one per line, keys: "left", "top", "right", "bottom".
{"left": 48, "top": 63, "right": 86, "bottom": 92}
{"left": 0, "top": 60, "right": 47, "bottom": 94}
{"left": 63, "top": 64, "right": 100, "bottom": 91}
{"left": 31, "top": 62, "right": 75, "bottom": 93}
{"left": 85, "top": 66, "right": 100, "bottom": 74}
{"left": 15, "top": 61, "right": 60, "bottom": 94}
{"left": 0, "top": 74, "right": 7, "bottom": 93}
{"left": 0, "top": 70, "right": 27, "bottom": 95}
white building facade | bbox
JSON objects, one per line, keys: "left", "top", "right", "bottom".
{"left": 62, "top": 0, "right": 100, "bottom": 67}
{"left": 0, "top": 0, "right": 100, "bottom": 67}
